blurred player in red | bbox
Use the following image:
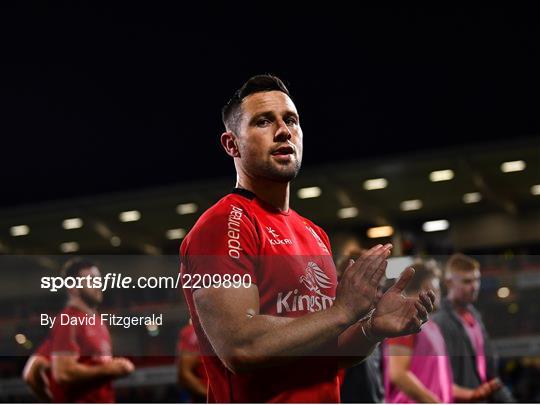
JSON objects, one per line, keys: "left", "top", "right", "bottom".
{"left": 49, "top": 258, "right": 134, "bottom": 403}
{"left": 22, "top": 336, "right": 52, "bottom": 401}
{"left": 180, "top": 75, "right": 436, "bottom": 403}
{"left": 177, "top": 319, "right": 208, "bottom": 402}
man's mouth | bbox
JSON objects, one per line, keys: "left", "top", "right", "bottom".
{"left": 271, "top": 146, "right": 295, "bottom": 156}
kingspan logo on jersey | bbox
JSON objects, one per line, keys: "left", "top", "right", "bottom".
{"left": 276, "top": 262, "right": 335, "bottom": 314}
{"left": 265, "top": 226, "right": 293, "bottom": 246}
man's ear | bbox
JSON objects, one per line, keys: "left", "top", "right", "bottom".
{"left": 221, "top": 131, "right": 240, "bottom": 158}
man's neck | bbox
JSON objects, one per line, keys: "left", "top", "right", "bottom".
{"left": 67, "top": 297, "right": 97, "bottom": 315}
{"left": 236, "top": 176, "right": 290, "bottom": 212}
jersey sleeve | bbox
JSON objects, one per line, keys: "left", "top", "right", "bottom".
{"left": 181, "top": 201, "right": 260, "bottom": 286}
{"left": 316, "top": 226, "right": 333, "bottom": 256}
{"left": 178, "top": 326, "right": 200, "bottom": 354}
{"left": 50, "top": 318, "right": 80, "bottom": 355}
{"left": 305, "top": 219, "right": 333, "bottom": 256}
{"left": 386, "top": 334, "right": 416, "bottom": 349}
{"left": 35, "top": 337, "right": 52, "bottom": 358}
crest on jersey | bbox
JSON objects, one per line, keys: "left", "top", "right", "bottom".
{"left": 299, "top": 261, "right": 333, "bottom": 294}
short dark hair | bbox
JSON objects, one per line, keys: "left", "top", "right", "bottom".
{"left": 61, "top": 258, "right": 97, "bottom": 278}
{"left": 222, "top": 74, "right": 291, "bottom": 134}
{"left": 405, "top": 259, "right": 441, "bottom": 295}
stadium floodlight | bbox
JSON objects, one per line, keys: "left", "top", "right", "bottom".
{"left": 497, "top": 287, "right": 510, "bottom": 299}
{"left": 15, "top": 334, "right": 27, "bottom": 345}
{"left": 463, "top": 192, "right": 482, "bottom": 204}
{"left": 400, "top": 199, "right": 422, "bottom": 211}
{"left": 367, "top": 226, "right": 394, "bottom": 238}
{"left": 429, "top": 169, "right": 454, "bottom": 182}
{"left": 10, "top": 225, "right": 30, "bottom": 237}
{"left": 176, "top": 203, "right": 198, "bottom": 215}
{"left": 60, "top": 241, "right": 79, "bottom": 253}
{"left": 166, "top": 228, "right": 186, "bottom": 240}
{"left": 297, "top": 187, "right": 321, "bottom": 199}
{"left": 337, "top": 207, "right": 358, "bottom": 219}
{"left": 62, "top": 218, "right": 83, "bottom": 230}
{"left": 501, "top": 160, "right": 526, "bottom": 173}
{"left": 422, "top": 219, "right": 449, "bottom": 232}
{"left": 119, "top": 210, "right": 141, "bottom": 222}
{"left": 363, "top": 178, "right": 388, "bottom": 190}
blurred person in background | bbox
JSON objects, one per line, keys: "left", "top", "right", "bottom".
{"left": 433, "top": 253, "right": 515, "bottom": 402}
{"left": 22, "top": 336, "right": 52, "bottom": 401}
{"left": 385, "top": 258, "right": 505, "bottom": 403}
{"left": 48, "top": 258, "right": 134, "bottom": 403}
{"left": 333, "top": 234, "right": 384, "bottom": 403}
{"left": 177, "top": 318, "right": 207, "bottom": 402}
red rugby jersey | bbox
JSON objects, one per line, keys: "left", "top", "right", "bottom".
{"left": 181, "top": 188, "right": 340, "bottom": 403}
{"left": 49, "top": 306, "right": 114, "bottom": 403}
{"left": 178, "top": 323, "right": 208, "bottom": 387}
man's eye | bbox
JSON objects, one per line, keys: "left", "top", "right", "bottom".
{"left": 256, "top": 119, "right": 271, "bottom": 127}
{"left": 286, "top": 117, "right": 298, "bottom": 125}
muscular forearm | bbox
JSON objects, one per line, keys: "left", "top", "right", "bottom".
{"left": 392, "top": 371, "right": 441, "bottom": 403}
{"left": 209, "top": 305, "right": 352, "bottom": 373}
{"left": 337, "top": 318, "right": 380, "bottom": 367}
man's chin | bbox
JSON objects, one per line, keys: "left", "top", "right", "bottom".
{"left": 270, "top": 163, "right": 301, "bottom": 182}
{"left": 270, "top": 171, "right": 298, "bottom": 183}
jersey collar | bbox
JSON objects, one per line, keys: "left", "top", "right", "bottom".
{"left": 231, "top": 187, "right": 256, "bottom": 200}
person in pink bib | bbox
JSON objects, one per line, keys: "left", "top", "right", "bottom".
{"left": 384, "top": 259, "right": 454, "bottom": 403}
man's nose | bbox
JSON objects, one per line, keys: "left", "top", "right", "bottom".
{"left": 274, "top": 120, "right": 292, "bottom": 142}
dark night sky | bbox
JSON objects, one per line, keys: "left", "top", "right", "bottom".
{"left": 1, "top": 4, "right": 539, "bottom": 207}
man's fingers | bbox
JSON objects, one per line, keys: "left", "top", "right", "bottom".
{"left": 360, "top": 245, "right": 384, "bottom": 272}
{"left": 363, "top": 244, "right": 384, "bottom": 255}
{"left": 365, "top": 245, "right": 391, "bottom": 280}
{"left": 350, "top": 245, "right": 381, "bottom": 277}
{"left": 419, "top": 291, "right": 434, "bottom": 313}
{"left": 488, "top": 379, "right": 501, "bottom": 392}
{"left": 414, "top": 301, "right": 428, "bottom": 322}
{"left": 427, "top": 290, "right": 436, "bottom": 304}
{"left": 342, "top": 259, "right": 355, "bottom": 275}
{"left": 392, "top": 267, "right": 415, "bottom": 292}
{"left": 371, "top": 259, "right": 388, "bottom": 286}
{"left": 366, "top": 245, "right": 390, "bottom": 282}
{"left": 411, "top": 315, "right": 422, "bottom": 332}
{"left": 372, "top": 286, "right": 384, "bottom": 308}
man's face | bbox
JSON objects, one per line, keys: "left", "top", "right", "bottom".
{"left": 77, "top": 266, "right": 103, "bottom": 307}
{"left": 235, "top": 91, "right": 303, "bottom": 183}
{"left": 447, "top": 268, "right": 481, "bottom": 305}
